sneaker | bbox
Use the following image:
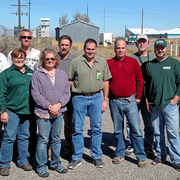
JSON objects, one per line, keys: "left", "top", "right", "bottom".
{"left": 20, "top": 163, "right": 32, "bottom": 171}
{"left": 152, "top": 157, "right": 166, "bottom": 165}
{"left": 125, "top": 146, "right": 134, "bottom": 155}
{"left": 138, "top": 160, "right": 147, "bottom": 168}
{"left": 172, "top": 163, "right": 180, "bottom": 172}
{"left": 68, "top": 160, "right": 81, "bottom": 169}
{"left": 93, "top": 158, "right": 105, "bottom": 168}
{"left": 50, "top": 164, "right": 68, "bottom": 173}
{"left": 38, "top": 170, "right": 49, "bottom": 178}
{"left": 144, "top": 148, "right": 155, "bottom": 157}
{"left": 0, "top": 167, "right": 9, "bottom": 176}
{"left": 112, "top": 157, "right": 124, "bottom": 164}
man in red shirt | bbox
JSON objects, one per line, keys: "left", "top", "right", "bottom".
{"left": 107, "top": 39, "right": 146, "bottom": 168}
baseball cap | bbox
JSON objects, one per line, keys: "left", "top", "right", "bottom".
{"left": 154, "top": 39, "right": 167, "bottom": 47}
{"left": 136, "top": 34, "right": 148, "bottom": 42}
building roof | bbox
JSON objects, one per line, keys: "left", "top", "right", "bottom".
{"left": 60, "top": 20, "right": 100, "bottom": 29}
{"left": 127, "top": 28, "right": 180, "bottom": 35}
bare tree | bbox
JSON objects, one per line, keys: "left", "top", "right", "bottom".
{"left": 59, "top": 14, "right": 68, "bottom": 26}
{"left": 81, "top": 14, "right": 90, "bottom": 23}
{"left": 73, "top": 11, "right": 81, "bottom": 21}
{"left": 73, "top": 11, "right": 90, "bottom": 23}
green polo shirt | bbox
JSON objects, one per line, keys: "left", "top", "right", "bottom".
{"left": 131, "top": 52, "right": 156, "bottom": 66}
{"left": 0, "top": 64, "right": 33, "bottom": 114}
{"left": 68, "top": 55, "right": 111, "bottom": 93}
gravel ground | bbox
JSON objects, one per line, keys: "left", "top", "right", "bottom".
{"left": 1, "top": 106, "right": 180, "bottom": 180}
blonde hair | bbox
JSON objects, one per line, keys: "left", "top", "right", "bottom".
{"left": 40, "top": 48, "right": 60, "bottom": 68}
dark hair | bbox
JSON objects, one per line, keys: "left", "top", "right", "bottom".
{"left": 40, "top": 48, "right": 60, "bottom": 68}
{"left": 84, "top": 38, "right": 97, "bottom": 49}
{"left": 11, "top": 48, "right": 26, "bottom": 59}
{"left": 58, "top": 35, "right": 72, "bottom": 47}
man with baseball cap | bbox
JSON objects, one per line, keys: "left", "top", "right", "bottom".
{"left": 125, "top": 34, "right": 156, "bottom": 157}
{"left": 143, "top": 39, "right": 180, "bottom": 171}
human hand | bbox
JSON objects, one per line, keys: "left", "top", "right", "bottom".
{"left": 145, "top": 99, "right": 152, "bottom": 114}
{"left": 49, "top": 102, "right": 62, "bottom": 116}
{"left": 101, "top": 100, "right": 108, "bottom": 113}
{"left": 0, "top": 112, "right": 8, "bottom": 124}
{"left": 136, "top": 99, "right": 140, "bottom": 104}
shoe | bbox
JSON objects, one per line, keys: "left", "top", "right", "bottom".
{"left": 112, "top": 157, "right": 124, "bottom": 164}
{"left": 138, "top": 160, "right": 147, "bottom": 168}
{"left": 68, "top": 160, "right": 81, "bottom": 169}
{"left": 151, "top": 157, "right": 166, "bottom": 165}
{"left": 125, "top": 146, "right": 134, "bottom": 155}
{"left": 172, "top": 163, "right": 180, "bottom": 172}
{"left": 144, "top": 148, "right": 155, "bottom": 157}
{"left": 50, "top": 164, "right": 68, "bottom": 173}
{"left": 93, "top": 158, "right": 105, "bottom": 168}
{"left": 38, "top": 170, "right": 49, "bottom": 178}
{"left": 20, "top": 163, "right": 32, "bottom": 171}
{"left": 0, "top": 167, "right": 9, "bottom": 176}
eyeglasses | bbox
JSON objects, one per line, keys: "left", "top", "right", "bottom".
{"left": 20, "top": 36, "right": 32, "bottom": 39}
{"left": 14, "top": 57, "right": 25, "bottom": 61}
{"left": 45, "top": 58, "right": 56, "bottom": 61}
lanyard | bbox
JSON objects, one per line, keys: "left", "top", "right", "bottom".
{"left": 138, "top": 53, "right": 149, "bottom": 65}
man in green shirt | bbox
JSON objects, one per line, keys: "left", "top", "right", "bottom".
{"left": 126, "top": 34, "right": 155, "bottom": 157}
{"left": 144, "top": 39, "right": 180, "bottom": 171}
{"left": 67, "top": 38, "right": 111, "bottom": 169}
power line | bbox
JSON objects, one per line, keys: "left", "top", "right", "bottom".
{"left": 11, "top": 0, "right": 27, "bottom": 27}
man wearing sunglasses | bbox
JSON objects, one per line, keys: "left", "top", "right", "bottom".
{"left": 7, "top": 29, "right": 40, "bottom": 71}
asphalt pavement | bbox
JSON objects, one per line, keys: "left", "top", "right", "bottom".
{"left": 1, "top": 106, "right": 180, "bottom": 180}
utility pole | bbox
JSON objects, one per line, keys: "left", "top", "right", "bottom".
{"left": 141, "top": 9, "right": 143, "bottom": 34}
{"left": 11, "top": 0, "right": 27, "bottom": 27}
{"left": 104, "top": 7, "right": 105, "bottom": 33}
{"left": 125, "top": 25, "right": 126, "bottom": 37}
{"left": 28, "top": 0, "right": 31, "bottom": 30}
{"left": 87, "top": 2, "right": 88, "bottom": 21}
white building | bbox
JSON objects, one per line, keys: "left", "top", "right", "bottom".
{"left": 126, "top": 28, "right": 180, "bottom": 39}
{"left": 32, "top": 18, "right": 50, "bottom": 38}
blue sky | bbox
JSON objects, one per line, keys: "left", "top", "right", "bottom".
{"left": 1, "top": 0, "right": 180, "bottom": 36}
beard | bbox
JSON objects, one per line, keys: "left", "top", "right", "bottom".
{"left": 61, "top": 49, "right": 68, "bottom": 55}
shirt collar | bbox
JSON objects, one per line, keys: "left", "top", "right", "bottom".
{"left": 80, "top": 55, "right": 99, "bottom": 63}
{"left": 11, "top": 64, "right": 30, "bottom": 72}
{"left": 113, "top": 56, "right": 126, "bottom": 62}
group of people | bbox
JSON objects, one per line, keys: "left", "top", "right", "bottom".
{"left": 0, "top": 29, "right": 180, "bottom": 178}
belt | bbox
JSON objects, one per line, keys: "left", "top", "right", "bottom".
{"left": 113, "top": 94, "right": 135, "bottom": 100}
{"left": 73, "top": 90, "right": 101, "bottom": 97}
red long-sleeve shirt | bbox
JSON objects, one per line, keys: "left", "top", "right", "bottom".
{"left": 107, "top": 56, "right": 143, "bottom": 100}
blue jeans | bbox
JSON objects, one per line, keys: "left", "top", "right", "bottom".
{"left": 109, "top": 96, "right": 146, "bottom": 161}
{"left": 0, "top": 109, "right": 30, "bottom": 168}
{"left": 36, "top": 114, "right": 64, "bottom": 173}
{"left": 126, "top": 99, "right": 154, "bottom": 150}
{"left": 72, "top": 92, "right": 103, "bottom": 160}
{"left": 151, "top": 102, "right": 180, "bottom": 164}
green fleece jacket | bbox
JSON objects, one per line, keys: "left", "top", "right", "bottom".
{"left": 0, "top": 64, "right": 33, "bottom": 114}
{"left": 144, "top": 56, "right": 180, "bottom": 108}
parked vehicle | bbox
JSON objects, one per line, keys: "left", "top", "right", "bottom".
{"left": 127, "top": 36, "right": 137, "bottom": 44}
{"left": 99, "top": 33, "right": 112, "bottom": 45}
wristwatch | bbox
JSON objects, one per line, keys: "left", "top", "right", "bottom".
{"left": 0, "top": 110, "right": 5, "bottom": 115}
{"left": 104, "top": 98, "right": 109, "bottom": 101}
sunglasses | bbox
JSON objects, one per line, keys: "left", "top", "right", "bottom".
{"left": 45, "top": 58, "right": 56, "bottom": 61}
{"left": 20, "top": 36, "right": 32, "bottom": 39}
